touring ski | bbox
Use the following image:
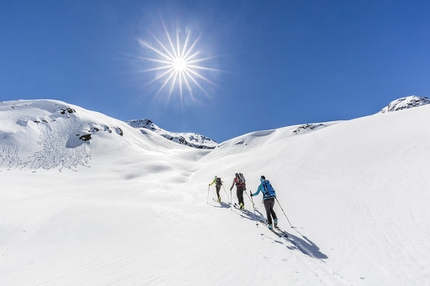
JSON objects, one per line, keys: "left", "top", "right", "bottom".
{"left": 233, "top": 203, "right": 248, "bottom": 213}
{"left": 259, "top": 220, "right": 313, "bottom": 257}
{"left": 259, "top": 219, "right": 289, "bottom": 238}
{"left": 258, "top": 220, "right": 283, "bottom": 237}
{"left": 275, "top": 228, "right": 289, "bottom": 238}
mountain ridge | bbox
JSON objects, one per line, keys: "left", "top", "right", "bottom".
{"left": 126, "top": 119, "right": 218, "bottom": 149}
{"left": 0, "top": 95, "right": 428, "bottom": 171}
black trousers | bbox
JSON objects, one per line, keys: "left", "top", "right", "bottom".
{"left": 263, "top": 198, "right": 277, "bottom": 225}
{"left": 236, "top": 187, "right": 244, "bottom": 205}
{"left": 215, "top": 185, "right": 221, "bottom": 198}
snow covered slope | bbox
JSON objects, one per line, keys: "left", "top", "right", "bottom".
{"left": 1, "top": 98, "right": 430, "bottom": 286}
{"left": 126, "top": 119, "right": 218, "bottom": 149}
{"left": 0, "top": 100, "right": 208, "bottom": 172}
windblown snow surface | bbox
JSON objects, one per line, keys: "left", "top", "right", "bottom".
{"left": 1, "top": 99, "right": 430, "bottom": 286}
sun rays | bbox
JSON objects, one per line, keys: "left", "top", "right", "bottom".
{"left": 137, "top": 20, "right": 219, "bottom": 105}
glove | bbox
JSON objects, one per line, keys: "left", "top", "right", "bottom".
{"left": 250, "top": 191, "right": 253, "bottom": 197}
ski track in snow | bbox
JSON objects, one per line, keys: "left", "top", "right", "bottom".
{"left": 212, "top": 200, "right": 355, "bottom": 286}
{"left": 253, "top": 212, "right": 354, "bottom": 286}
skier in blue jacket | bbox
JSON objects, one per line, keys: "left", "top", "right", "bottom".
{"left": 251, "top": 175, "right": 278, "bottom": 229}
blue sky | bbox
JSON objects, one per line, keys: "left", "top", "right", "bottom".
{"left": 1, "top": 0, "right": 429, "bottom": 142}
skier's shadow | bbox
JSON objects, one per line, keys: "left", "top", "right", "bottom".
{"left": 233, "top": 206, "right": 265, "bottom": 222}
{"left": 283, "top": 231, "right": 328, "bottom": 259}
{"left": 210, "top": 201, "right": 231, "bottom": 209}
{"left": 241, "top": 208, "right": 328, "bottom": 259}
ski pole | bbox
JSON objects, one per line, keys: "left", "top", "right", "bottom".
{"left": 222, "top": 185, "right": 229, "bottom": 200}
{"left": 249, "top": 191, "right": 258, "bottom": 227}
{"left": 230, "top": 188, "right": 233, "bottom": 210}
{"left": 207, "top": 185, "right": 210, "bottom": 204}
{"left": 244, "top": 189, "right": 252, "bottom": 203}
{"left": 275, "top": 197, "right": 294, "bottom": 228}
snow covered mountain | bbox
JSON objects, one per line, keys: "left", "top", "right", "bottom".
{"left": 378, "top": 95, "right": 430, "bottom": 113}
{"left": 1, "top": 97, "right": 430, "bottom": 286}
{"left": 0, "top": 100, "right": 215, "bottom": 171}
{"left": 0, "top": 100, "right": 126, "bottom": 170}
{"left": 126, "top": 119, "right": 218, "bottom": 149}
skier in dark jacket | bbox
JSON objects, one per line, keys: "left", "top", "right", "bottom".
{"left": 251, "top": 175, "right": 278, "bottom": 229}
{"left": 209, "top": 176, "right": 223, "bottom": 202}
{"left": 230, "top": 173, "right": 246, "bottom": 210}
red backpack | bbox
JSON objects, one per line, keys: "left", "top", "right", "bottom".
{"left": 236, "top": 173, "right": 246, "bottom": 189}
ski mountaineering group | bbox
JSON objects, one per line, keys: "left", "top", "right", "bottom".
{"left": 209, "top": 173, "right": 279, "bottom": 229}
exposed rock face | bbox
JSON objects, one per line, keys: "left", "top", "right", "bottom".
{"left": 379, "top": 96, "right": 430, "bottom": 113}
{"left": 126, "top": 119, "right": 218, "bottom": 149}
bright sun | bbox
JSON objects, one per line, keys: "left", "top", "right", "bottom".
{"left": 138, "top": 20, "right": 218, "bottom": 103}
{"left": 172, "top": 57, "right": 187, "bottom": 72}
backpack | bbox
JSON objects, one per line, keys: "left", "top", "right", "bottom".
{"left": 261, "top": 180, "right": 276, "bottom": 198}
{"left": 236, "top": 173, "right": 246, "bottom": 190}
{"left": 216, "top": 177, "right": 222, "bottom": 186}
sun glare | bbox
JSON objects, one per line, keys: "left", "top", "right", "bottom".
{"left": 173, "top": 57, "right": 187, "bottom": 72}
{"left": 138, "top": 20, "right": 219, "bottom": 104}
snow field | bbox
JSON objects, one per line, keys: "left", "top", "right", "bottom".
{"left": 1, "top": 99, "right": 430, "bottom": 285}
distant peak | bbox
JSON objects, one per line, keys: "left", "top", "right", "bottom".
{"left": 379, "top": 95, "right": 430, "bottom": 113}
{"left": 126, "top": 119, "right": 161, "bottom": 132}
{"left": 125, "top": 119, "right": 218, "bottom": 149}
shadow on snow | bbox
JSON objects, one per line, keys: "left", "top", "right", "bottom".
{"left": 233, "top": 206, "right": 328, "bottom": 259}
